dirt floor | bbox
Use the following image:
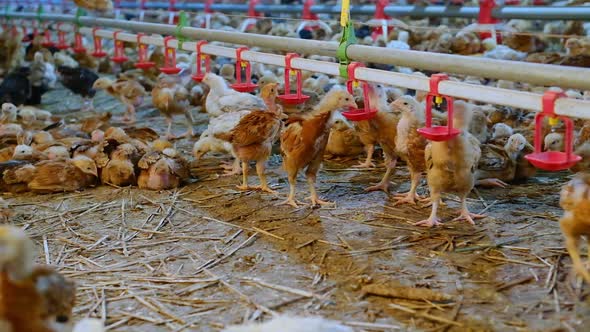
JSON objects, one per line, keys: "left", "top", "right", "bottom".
{"left": 5, "top": 82, "right": 590, "bottom": 332}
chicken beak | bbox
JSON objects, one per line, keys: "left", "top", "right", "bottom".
{"left": 526, "top": 143, "right": 534, "bottom": 150}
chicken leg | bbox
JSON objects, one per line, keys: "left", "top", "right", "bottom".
{"left": 564, "top": 234, "right": 590, "bottom": 283}
{"left": 452, "top": 195, "right": 486, "bottom": 225}
{"left": 236, "top": 160, "right": 250, "bottom": 191}
{"left": 415, "top": 191, "right": 442, "bottom": 227}
{"left": 280, "top": 171, "right": 301, "bottom": 208}
{"left": 121, "top": 98, "right": 137, "bottom": 124}
{"left": 253, "top": 160, "right": 276, "bottom": 194}
{"left": 221, "top": 158, "right": 242, "bottom": 177}
{"left": 476, "top": 178, "right": 509, "bottom": 188}
{"left": 366, "top": 158, "right": 397, "bottom": 193}
{"left": 394, "top": 170, "right": 428, "bottom": 205}
{"left": 305, "top": 159, "right": 333, "bottom": 207}
{"left": 181, "top": 110, "right": 195, "bottom": 138}
{"left": 354, "top": 144, "right": 375, "bottom": 168}
{"left": 164, "top": 116, "right": 175, "bottom": 140}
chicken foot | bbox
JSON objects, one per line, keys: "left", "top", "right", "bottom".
{"left": 415, "top": 192, "right": 442, "bottom": 227}
{"left": 394, "top": 171, "right": 428, "bottom": 206}
{"left": 365, "top": 158, "right": 397, "bottom": 193}
{"left": 253, "top": 160, "right": 277, "bottom": 194}
{"left": 279, "top": 172, "right": 304, "bottom": 208}
{"left": 354, "top": 144, "right": 376, "bottom": 168}
{"left": 476, "top": 178, "right": 509, "bottom": 188}
{"left": 564, "top": 233, "right": 590, "bottom": 283}
{"left": 221, "top": 158, "right": 241, "bottom": 177}
{"left": 452, "top": 196, "right": 486, "bottom": 225}
{"left": 306, "top": 173, "right": 333, "bottom": 207}
{"left": 122, "top": 100, "right": 136, "bottom": 124}
{"left": 236, "top": 161, "right": 250, "bottom": 191}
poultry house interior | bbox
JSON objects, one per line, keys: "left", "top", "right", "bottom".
{"left": 1, "top": 0, "right": 590, "bottom": 331}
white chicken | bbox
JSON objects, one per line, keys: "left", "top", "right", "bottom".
{"left": 202, "top": 73, "right": 266, "bottom": 117}
{"left": 193, "top": 110, "right": 251, "bottom": 175}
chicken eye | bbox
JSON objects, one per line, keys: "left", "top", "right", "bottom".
{"left": 56, "top": 315, "right": 69, "bottom": 323}
{"left": 403, "top": 102, "right": 409, "bottom": 106}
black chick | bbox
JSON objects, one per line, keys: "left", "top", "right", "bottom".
{"left": 57, "top": 66, "right": 99, "bottom": 111}
{"left": 0, "top": 68, "right": 32, "bottom": 106}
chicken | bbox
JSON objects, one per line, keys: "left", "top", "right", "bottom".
{"left": 559, "top": 172, "right": 590, "bottom": 283}
{"left": 80, "top": 112, "right": 112, "bottom": 134}
{"left": 0, "top": 69, "right": 33, "bottom": 106}
{"left": 325, "top": 114, "right": 364, "bottom": 158}
{"left": 392, "top": 96, "right": 430, "bottom": 205}
{"left": 5, "top": 156, "right": 98, "bottom": 193}
{"left": 222, "top": 315, "right": 353, "bottom": 332}
{"left": 151, "top": 76, "right": 194, "bottom": 139}
{"left": 490, "top": 123, "right": 514, "bottom": 146}
{"left": 364, "top": 85, "right": 401, "bottom": 193}
{"left": 417, "top": 100, "right": 483, "bottom": 227}
{"left": 72, "top": 0, "right": 113, "bottom": 11}
{"left": 0, "top": 198, "right": 12, "bottom": 223}
{"left": 93, "top": 78, "right": 146, "bottom": 123}
{"left": 28, "top": 52, "right": 53, "bottom": 91}
{"left": 215, "top": 83, "right": 282, "bottom": 193}
{"left": 544, "top": 132, "right": 565, "bottom": 152}
{"left": 138, "top": 141, "right": 190, "bottom": 190}
{"left": 475, "top": 133, "right": 528, "bottom": 188}
{"left": 100, "top": 143, "right": 139, "bottom": 187}
{"left": 0, "top": 28, "right": 22, "bottom": 75}
{"left": 0, "top": 160, "right": 32, "bottom": 193}
{"left": 72, "top": 52, "right": 99, "bottom": 72}
{"left": 280, "top": 88, "right": 356, "bottom": 207}
{"left": 202, "top": 73, "right": 266, "bottom": 117}
{"left": 12, "top": 131, "right": 47, "bottom": 162}
{"left": 468, "top": 108, "right": 489, "bottom": 144}
{"left": 0, "top": 225, "right": 77, "bottom": 332}
{"left": 193, "top": 112, "right": 249, "bottom": 176}
{"left": 57, "top": 66, "right": 99, "bottom": 111}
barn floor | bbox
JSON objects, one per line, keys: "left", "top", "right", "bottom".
{"left": 6, "top": 84, "right": 590, "bottom": 332}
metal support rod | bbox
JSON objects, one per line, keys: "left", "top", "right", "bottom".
{"left": 9, "top": 12, "right": 589, "bottom": 90}
{"left": 73, "top": 26, "right": 590, "bottom": 119}
{"left": 113, "top": 2, "right": 590, "bottom": 20}
{"left": 7, "top": 12, "right": 590, "bottom": 119}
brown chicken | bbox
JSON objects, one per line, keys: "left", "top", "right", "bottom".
{"left": 152, "top": 76, "right": 194, "bottom": 139}
{"left": 72, "top": 52, "right": 99, "bottom": 72}
{"left": 392, "top": 96, "right": 430, "bottom": 205}
{"left": 215, "top": 83, "right": 282, "bottom": 193}
{"left": 364, "top": 85, "right": 400, "bottom": 193}
{"left": 138, "top": 140, "right": 190, "bottom": 190}
{"left": 559, "top": 173, "right": 590, "bottom": 283}
{"left": 93, "top": 78, "right": 146, "bottom": 123}
{"left": 0, "top": 225, "right": 77, "bottom": 332}
{"left": 100, "top": 143, "right": 139, "bottom": 187}
{"left": 417, "top": 100, "right": 484, "bottom": 227}
{"left": 280, "top": 88, "right": 356, "bottom": 207}
{"left": 80, "top": 112, "right": 112, "bottom": 135}
{"left": 325, "top": 115, "right": 365, "bottom": 159}
{"left": 5, "top": 156, "right": 98, "bottom": 193}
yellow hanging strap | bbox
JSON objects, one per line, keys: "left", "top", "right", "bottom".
{"left": 340, "top": 0, "right": 349, "bottom": 27}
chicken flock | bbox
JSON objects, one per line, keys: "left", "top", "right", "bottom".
{"left": 2, "top": 2, "right": 590, "bottom": 329}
